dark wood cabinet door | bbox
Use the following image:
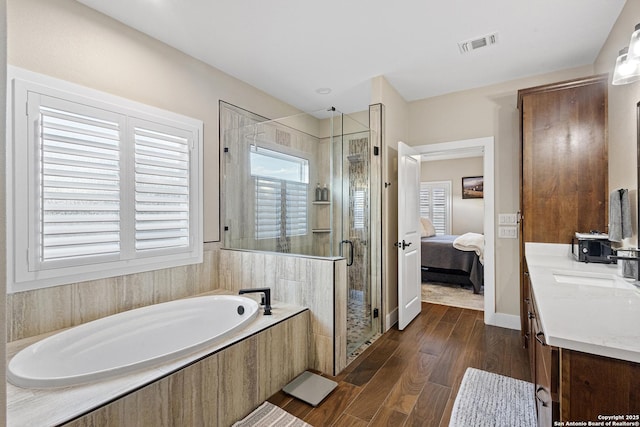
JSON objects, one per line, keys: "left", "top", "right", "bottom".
{"left": 519, "top": 75, "right": 608, "bottom": 244}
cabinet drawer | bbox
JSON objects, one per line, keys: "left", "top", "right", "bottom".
{"left": 532, "top": 302, "right": 560, "bottom": 426}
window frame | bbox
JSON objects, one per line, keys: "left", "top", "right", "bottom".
{"left": 7, "top": 67, "right": 203, "bottom": 293}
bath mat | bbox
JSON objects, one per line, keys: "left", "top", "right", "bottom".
{"left": 232, "top": 401, "right": 310, "bottom": 427}
{"left": 421, "top": 282, "right": 484, "bottom": 311}
{"left": 282, "top": 370, "right": 338, "bottom": 406}
{"left": 449, "top": 368, "right": 536, "bottom": 427}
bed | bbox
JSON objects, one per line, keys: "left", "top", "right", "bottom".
{"left": 420, "top": 234, "right": 484, "bottom": 294}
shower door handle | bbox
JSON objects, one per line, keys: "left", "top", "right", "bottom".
{"left": 340, "top": 240, "right": 354, "bottom": 266}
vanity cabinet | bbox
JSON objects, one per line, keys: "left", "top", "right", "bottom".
{"left": 526, "top": 275, "right": 560, "bottom": 426}
{"left": 525, "top": 258, "right": 640, "bottom": 425}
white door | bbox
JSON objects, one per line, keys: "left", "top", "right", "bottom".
{"left": 397, "top": 141, "right": 422, "bottom": 330}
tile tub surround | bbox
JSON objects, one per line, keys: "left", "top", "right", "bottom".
{"left": 7, "top": 246, "right": 218, "bottom": 342}
{"left": 218, "top": 248, "right": 348, "bottom": 375}
{"left": 7, "top": 290, "right": 309, "bottom": 426}
{"left": 525, "top": 243, "right": 640, "bottom": 362}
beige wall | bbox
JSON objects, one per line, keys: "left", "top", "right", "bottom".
{"left": 421, "top": 157, "right": 484, "bottom": 235}
{"left": 371, "top": 76, "right": 408, "bottom": 329}
{"left": 595, "top": 0, "right": 640, "bottom": 247}
{"left": 407, "top": 65, "right": 595, "bottom": 316}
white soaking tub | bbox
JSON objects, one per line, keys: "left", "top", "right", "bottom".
{"left": 8, "top": 295, "right": 260, "bottom": 388}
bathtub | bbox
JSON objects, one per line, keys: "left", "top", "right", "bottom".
{"left": 8, "top": 295, "right": 260, "bottom": 388}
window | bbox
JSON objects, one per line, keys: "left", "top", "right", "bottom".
{"left": 419, "top": 181, "right": 451, "bottom": 235}
{"left": 250, "top": 145, "right": 308, "bottom": 240}
{"left": 353, "top": 189, "right": 366, "bottom": 230}
{"left": 8, "top": 69, "right": 203, "bottom": 292}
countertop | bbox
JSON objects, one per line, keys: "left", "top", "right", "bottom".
{"left": 6, "top": 289, "right": 308, "bottom": 427}
{"left": 525, "top": 243, "right": 640, "bottom": 363}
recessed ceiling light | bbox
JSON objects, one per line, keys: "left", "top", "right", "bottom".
{"left": 316, "top": 87, "right": 332, "bottom": 95}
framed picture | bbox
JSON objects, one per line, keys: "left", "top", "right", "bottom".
{"left": 462, "top": 176, "right": 483, "bottom": 199}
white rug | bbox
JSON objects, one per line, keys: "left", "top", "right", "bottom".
{"left": 233, "top": 402, "right": 311, "bottom": 427}
{"left": 450, "top": 368, "right": 536, "bottom": 427}
{"left": 421, "top": 282, "right": 484, "bottom": 311}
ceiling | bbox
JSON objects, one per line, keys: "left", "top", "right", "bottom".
{"left": 76, "top": 0, "right": 626, "bottom": 115}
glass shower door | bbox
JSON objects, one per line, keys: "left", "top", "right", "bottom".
{"left": 338, "top": 126, "right": 376, "bottom": 357}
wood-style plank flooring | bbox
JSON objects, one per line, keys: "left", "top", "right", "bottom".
{"left": 268, "top": 302, "right": 530, "bottom": 427}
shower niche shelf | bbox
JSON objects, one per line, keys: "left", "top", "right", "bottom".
{"left": 312, "top": 201, "right": 331, "bottom": 233}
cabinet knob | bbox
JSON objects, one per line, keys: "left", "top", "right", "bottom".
{"left": 528, "top": 311, "right": 535, "bottom": 319}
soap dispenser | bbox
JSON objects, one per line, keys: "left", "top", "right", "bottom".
{"left": 321, "top": 184, "right": 329, "bottom": 201}
{"left": 315, "top": 183, "right": 322, "bottom": 201}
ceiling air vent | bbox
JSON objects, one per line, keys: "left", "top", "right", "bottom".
{"left": 458, "top": 32, "right": 499, "bottom": 54}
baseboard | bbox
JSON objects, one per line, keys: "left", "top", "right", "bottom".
{"left": 485, "top": 312, "right": 520, "bottom": 330}
{"left": 385, "top": 308, "right": 398, "bottom": 331}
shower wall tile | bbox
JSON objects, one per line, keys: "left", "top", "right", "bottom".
{"left": 334, "top": 259, "right": 348, "bottom": 373}
{"left": 218, "top": 248, "right": 347, "bottom": 375}
{"left": 7, "top": 247, "right": 218, "bottom": 342}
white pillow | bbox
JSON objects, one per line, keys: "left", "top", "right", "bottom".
{"left": 420, "top": 217, "right": 436, "bottom": 237}
{"left": 420, "top": 220, "right": 427, "bottom": 237}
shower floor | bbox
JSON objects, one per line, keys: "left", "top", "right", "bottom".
{"left": 347, "top": 289, "right": 375, "bottom": 357}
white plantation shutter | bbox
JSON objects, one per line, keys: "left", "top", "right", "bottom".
{"left": 419, "top": 185, "right": 431, "bottom": 219}
{"left": 255, "top": 177, "right": 307, "bottom": 239}
{"left": 285, "top": 182, "right": 307, "bottom": 236}
{"left": 255, "top": 177, "right": 282, "bottom": 239}
{"left": 36, "top": 98, "right": 123, "bottom": 267}
{"left": 353, "top": 189, "right": 366, "bottom": 230}
{"left": 431, "top": 187, "right": 447, "bottom": 234}
{"left": 10, "top": 73, "right": 202, "bottom": 292}
{"left": 133, "top": 121, "right": 191, "bottom": 253}
{"left": 419, "top": 181, "right": 451, "bottom": 235}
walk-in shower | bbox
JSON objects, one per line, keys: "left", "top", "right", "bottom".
{"left": 219, "top": 102, "right": 380, "bottom": 357}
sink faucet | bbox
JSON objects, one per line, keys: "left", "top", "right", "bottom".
{"left": 608, "top": 248, "right": 640, "bottom": 283}
{"left": 238, "top": 288, "right": 272, "bottom": 315}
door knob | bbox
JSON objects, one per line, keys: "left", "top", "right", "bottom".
{"left": 394, "top": 240, "right": 412, "bottom": 250}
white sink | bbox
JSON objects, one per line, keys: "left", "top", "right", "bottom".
{"left": 552, "top": 270, "right": 637, "bottom": 290}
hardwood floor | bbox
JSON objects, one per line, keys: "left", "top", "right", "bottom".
{"left": 268, "top": 302, "right": 530, "bottom": 427}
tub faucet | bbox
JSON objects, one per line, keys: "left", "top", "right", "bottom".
{"left": 238, "top": 288, "right": 272, "bottom": 315}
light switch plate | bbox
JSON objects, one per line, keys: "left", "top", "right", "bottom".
{"left": 498, "top": 226, "right": 518, "bottom": 239}
{"left": 498, "top": 213, "right": 518, "bottom": 225}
